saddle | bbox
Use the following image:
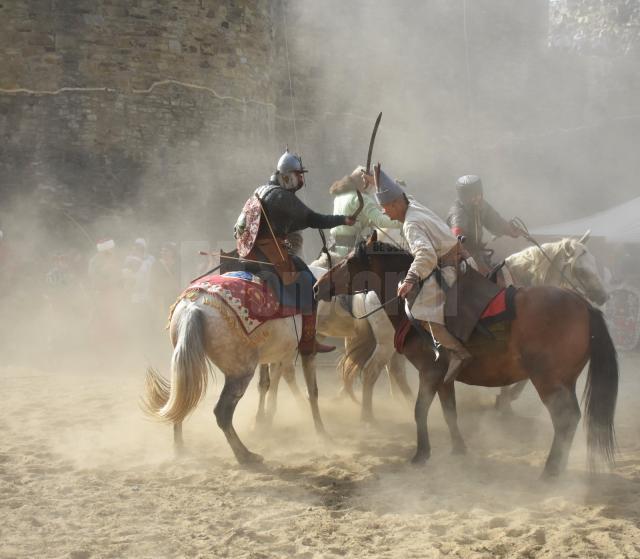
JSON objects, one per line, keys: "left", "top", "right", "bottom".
{"left": 172, "top": 271, "right": 299, "bottom": 336}
{"left": 394, "top": 283, "right": 517, "bottom": 354}
{"left": 444, "top": 264, "right": 502, "bottom": 342}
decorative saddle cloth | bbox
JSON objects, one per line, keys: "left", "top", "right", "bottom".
{"left": 174, "top": 271, "right": 298, "bottom": 336}
{"left": 394, "top": 286, "right": 517, "bottom": 354}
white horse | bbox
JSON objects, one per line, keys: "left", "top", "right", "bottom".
{"left": 142, "top": 294, "right": 325, "bottom": 464}
{"left": 255, "top": 263, "right": 412, "bottom": 427}
{"left": 495, "top": 231, "right": 609, "bottom": 410}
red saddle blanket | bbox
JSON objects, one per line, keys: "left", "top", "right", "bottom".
{"left": 394, "top": 287, "right": 514, "bottom": 354}
{"left": 177, "top": 271, "right": 298, "bottom": 335}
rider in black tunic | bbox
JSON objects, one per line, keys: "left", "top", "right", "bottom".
{"left": 234, "top": 150, "right": 355, "bottom": 354}
{"left": 446, "top": 175, "right": 521, "bottom": 271}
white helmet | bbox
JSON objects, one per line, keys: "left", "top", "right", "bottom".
{"left": 275, "top": 149, "right": 307, "bottom": 190}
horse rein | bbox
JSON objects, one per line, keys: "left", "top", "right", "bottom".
{"left": 344, "top": 290, "right": 401, "bottom": 320}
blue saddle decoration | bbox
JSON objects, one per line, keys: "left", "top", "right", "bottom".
{"left": 222, "top": 271, "right": 261, "bottom": 283}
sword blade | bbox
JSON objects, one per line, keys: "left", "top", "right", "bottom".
{"left": 366, "top": 112, "right": 382, "bottom": 174}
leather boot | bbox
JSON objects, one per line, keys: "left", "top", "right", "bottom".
{"left": 299, "top": 313, "right": 336, "bottom": 355}
{"left": 425, "top": 322, "right": 471, "bottom": 383}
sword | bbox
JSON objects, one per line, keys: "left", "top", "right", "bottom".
{"left": 366, "top": 112, "right": 382, "bottom": 174}
{"left": 348, "top": 112, "right": 382, "bottom": 224}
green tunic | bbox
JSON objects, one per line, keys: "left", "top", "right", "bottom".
{"left": 330, "top": 190, "right": 401, "bottom": 257}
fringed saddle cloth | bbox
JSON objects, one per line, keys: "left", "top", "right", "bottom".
{"left": 169, "top": 271, "right": 298, "bottom": 336}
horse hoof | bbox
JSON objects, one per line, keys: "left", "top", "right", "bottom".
{"left": 410, "top": 452, "right": 430, "bottom": 465}
{"left": 540, "top": 469, "right": 560, "bottom": 482}
{"left": 451, "top": 444, "right": 467, "bottom": 456}
{"left": 319, "top": 431, "right": 334, "bottom": 445}
{"left": 238, "top": 451, "right": 264, "bottom": 465}
{"left": 361, "top": 417, "right": 380, "bottom": 430}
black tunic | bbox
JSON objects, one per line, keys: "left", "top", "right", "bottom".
{"left": 241, "top": 185, "right": 346, "bottom": 313}
{"left": 258, "top": 186, "right": 345, "bottom": 237}
{"left": 446, "top": 199, "right": 512, "bottom": 266}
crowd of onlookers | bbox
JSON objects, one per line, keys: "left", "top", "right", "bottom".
{"left": 0, "top": 230, "right": 195, "bottom": 370}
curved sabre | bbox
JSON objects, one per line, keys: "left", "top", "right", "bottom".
{"left": 366, "top": 112, "right": 382, "bottom": 174}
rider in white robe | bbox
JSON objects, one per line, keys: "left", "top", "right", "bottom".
{"left": 373, "top": 164, "right": 471, "bottom": 382}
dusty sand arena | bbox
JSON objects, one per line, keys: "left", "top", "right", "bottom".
{"left": 2, "top": 351, "right": 640, "bottom": 558}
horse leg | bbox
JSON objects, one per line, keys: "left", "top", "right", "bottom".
{"left": 495, "top": 380, "right": 528, "bottom": 414}
{"left": 412, "top": 366, "right": 441, "bottom": 464}
{"left": 387, "top": 352, "right": 413, "bottom": 404}
{"left": 537, "top": 384, "right": 581, "bottom": 478}
{"left": 301, "top": 354, "right": 327, "bottom": 436}
{"left": 255, "top": 364, "right": 271, "bottom": 427}
{"left": 361, "top": 364, "right": 384, "bottom": 425}
{"left": 214, "top": 373, "right": 263, "bottom": 464}
{"left": 437, "top": 381, "right": 467, "bottom": 455}
{"left": 264, "top": 363, "right": 283, "bottom": 425}
{"left": 173, "top": 421, "right": 184, "bottom": 454}
{"left": 281, "top": 361, "right": 308, "bottom": 413}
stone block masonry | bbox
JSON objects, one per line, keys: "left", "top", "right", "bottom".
{"left": 0, "top": 0, "right": 284, "bottom": 241}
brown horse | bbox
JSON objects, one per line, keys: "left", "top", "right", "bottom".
{"left": 314, "top": 234, "right": 618, "bottom": 478}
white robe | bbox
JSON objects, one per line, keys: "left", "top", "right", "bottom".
{"left": 402, "top": 198, "right": 458, "bottom": 324}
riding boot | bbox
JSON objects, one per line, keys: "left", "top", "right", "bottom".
{"left": 299, "top": 312, "right": 336, "bottom": 355}
{"left": 425, "top": 322, "right": 472, "bottom": 384}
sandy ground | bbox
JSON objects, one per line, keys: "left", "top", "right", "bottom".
{"left": 2, "top": 350, "right": 640, "bottom": 559}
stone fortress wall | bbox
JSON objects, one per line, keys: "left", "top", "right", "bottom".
{"left": 0, "top": 0, "right": 638, "bottom": 248}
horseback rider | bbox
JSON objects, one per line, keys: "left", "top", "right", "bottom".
{"left": 374, "top": 164, "right": 471, "bottom": 383}
{"left": 234, "top": 150, "right": 356, "bottom": 355}
{"left": 446, "top": 175, "right": 522, "bottom": 272}
{"left": 316, "top": 166, "right": 401, "bottom": 265}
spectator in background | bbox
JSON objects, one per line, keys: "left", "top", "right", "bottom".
{"left": 122, "top": 238, "right": 155, "bottom": 306}
{"left": 150, "top": 241, "right": 179, "bottom": 315}
{"left": 87, "top": 238, "right": 124, "bottom": 359}
{"left": 88, "top": 238, "right": 120, "bottom": 296}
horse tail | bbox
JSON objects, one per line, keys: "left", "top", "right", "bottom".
{"left": 142, "top": 366, "right": 171, "bottom": 412}
{"left": 338, "top": 339, "right": 362, "bottom": 404}
{"left": 584, "top": 306, "right": 618, "bottom": 469}
{"left": 339, "top": 324, "right": 377, "bottom": 404}
{"left": 142, "top": 303, "right": 211, "bottom": 423}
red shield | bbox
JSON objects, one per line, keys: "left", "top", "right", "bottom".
{"left": 237, "top": 196, "right": 263, "bottom": 257}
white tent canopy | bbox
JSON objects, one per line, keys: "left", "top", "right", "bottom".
{"left": 533, "top": 196, "right": 640, "bottom": 243}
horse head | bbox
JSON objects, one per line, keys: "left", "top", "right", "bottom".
{"left": 314, "top": 231, "right": 410, "bottom": 303}
{"left": 314, "top": 231, "right": 376, "bottom": 301}
{"left": 560, "top": 235, "right": 608, "bottom": 306}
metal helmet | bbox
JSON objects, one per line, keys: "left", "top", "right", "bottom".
{"left": 276, "top": 150, "right": 307, "bottom": 175}
{"left": 275, "top": 149, "right": 307, "bottom": 190}
{"left": 455, "top": 174, "right": 483, "bottom": 203}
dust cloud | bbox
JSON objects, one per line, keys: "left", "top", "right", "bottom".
{"left": 1, "top": 1, "right": 640, "bottom": 558}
